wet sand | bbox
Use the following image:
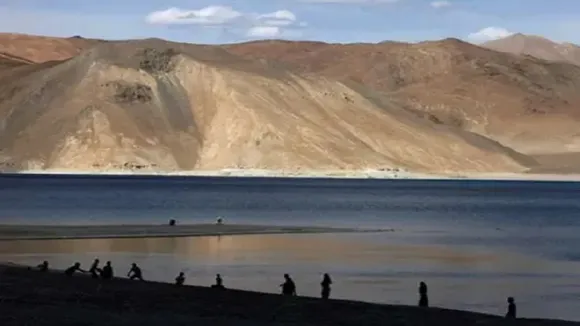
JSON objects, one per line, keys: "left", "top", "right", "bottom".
{"left": 0, "top": 264, "right": 576, "bottom": 326}
{"left": 0, "top": 223, "right": 387, "bottom": 241}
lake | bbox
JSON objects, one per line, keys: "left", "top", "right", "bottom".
{"left": 0, "top": 173, "right": 579, "bottom": 320}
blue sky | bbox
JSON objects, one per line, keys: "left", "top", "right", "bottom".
{"left": 0, "top": 0, "right": 579, "bottom": 44}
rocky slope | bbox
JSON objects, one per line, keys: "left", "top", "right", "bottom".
{"left": 225, "top": 39, "right": 580, "bottom": 155}
{"left": 0, "top": 38, "right": 532, "bottom": 173}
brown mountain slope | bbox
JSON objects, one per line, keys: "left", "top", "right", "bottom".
{"left": 482, "top": 33, "right": 580, "bottom": 66}
{"left": 0, "top": 39, "right": 531, "bottom": 173}
{"left": 225, "top": 39, "right": 580, "bottom": 155}
{"left": 0, "top": 33, "right": 102, "bottom": 63}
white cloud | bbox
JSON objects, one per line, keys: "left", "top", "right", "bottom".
{"left": 430, "top": 1, "right": 451, "bottom": 8}
{"left": 146, "top": 6, "right": 305, "bottom": 39}
{"left": 146, "top": 6, "right": 242, "bottom": 25}
{"left": 258, "top": 10, "right": 296, "bottom": 22}
{"left": 467, "top": 27, "right": 514, "bottom": 43}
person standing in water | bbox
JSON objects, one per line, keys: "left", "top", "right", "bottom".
{"left": 321, "top": 273, "right": 332, "bottom": 299}
{"left": 418, "top": 281, "right": 429, "bottom": 307}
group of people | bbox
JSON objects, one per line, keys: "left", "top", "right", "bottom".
{"left": 53, "top": 259, "right": 143, "bottom": 280}
{"left": 33, "top": 260, "right": 517, "bottom": 319}
{"left": 279, "top": 273, "right": 332, "bottom": 300}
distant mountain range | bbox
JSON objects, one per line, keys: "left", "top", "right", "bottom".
{"left": 0, "top": 32, "right": 579, "bottom": 174}
{"left": 483, "top": 33, "right": 580, "bottom": 66}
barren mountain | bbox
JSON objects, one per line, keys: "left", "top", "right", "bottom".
{"left": 226, "top": 38, "right": 580, "bottom": 155}
{"left": 0, "top": 33, "right": 102, "bottom": 63}
{"left": 483, "top": 33, "right": 580, "bottom": 66}
{"left": 0, "top": 38, "right": 531, "bottom": 173}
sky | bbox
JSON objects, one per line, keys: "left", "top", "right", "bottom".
{"left": 0, "top": 0, "right": 579, "bottom": 44}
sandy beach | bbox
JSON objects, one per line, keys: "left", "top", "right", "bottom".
{"left": 0, "top": 263, "right": 577, "bottom": 326}
{"left": 9, "top": 168, "right": 580, "bottom": 182}
{"left": 0, "top": 223, "right": 387, "bottom": 241}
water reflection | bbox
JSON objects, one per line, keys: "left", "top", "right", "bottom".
{"left": 1, "top": 233, "right": 580, "bottom": 321}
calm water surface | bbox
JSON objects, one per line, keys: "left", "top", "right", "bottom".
{"left": 0, "top": 174, "right": 579, "bottom": 320}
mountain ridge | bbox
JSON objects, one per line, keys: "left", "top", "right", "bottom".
{"left": 482, "top": 33, "right": 580, "bottom": 66}
{"left": 1, "top": 32, "right": 580, "bottom": 173}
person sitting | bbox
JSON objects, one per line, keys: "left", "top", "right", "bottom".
{"left": 127, "top": 263, "right": 144, "bottom": 281}
{"left": 88, "top": 258, "right": 101, "bottom": 279}
{"left": 100, "top": 261, "right": 114, "bottom": 280}
{"left": 64, "top": 262, "right": 86, "bottom": 276}
{"left": 211, "top": 274, "right": 225, "bottom": 289}
{"left": 175, "top": 272, "right": 185, "bottom": 286}
{"left": 37, "top": 261, "right": 49, "bottom": 272}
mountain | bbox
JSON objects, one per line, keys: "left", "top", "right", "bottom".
{"left": 225, "top": 38, "right": 580, "bottom": 156}
{"left": 0, "top": 38, "right": 534, "bottom": 173}
{"left": 482, "top": 33, "right": 580, "bottom": 67}
{"left": 0, "top": 33, "right": 102, "bottom": 63}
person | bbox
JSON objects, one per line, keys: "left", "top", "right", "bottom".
{"left": 280, "top": 273, "right": 297, "bottom": 296}
{"left": 418, "top": 281, "right": 429, "bottom": 307}
{"left": 321, "top": 273, "right": 332, "bottom": 299}
{"left": 100, "top": 261, "right": 114, "bottom": 280}
{"left": 64, "top": 262, "right": 86, "bottom": 276}
{"left": 169, "top": 219, "right": 176, "bottom": 226}
{"left": 88, "top": 259, "right": 101, "bottom": 279}
{"left": 175, "top": 272, "right": 185, "bottom": 286}
{"left": 37, "top": 261, "right": 49, "bottom": 272}
{"left": 506, "top": 297, "right": 516, "bottom": 319}
{"left": 211, "top": 274, "right": 225, "bottom": 289}
{"left": 127, "top": 263, "right": 144, "bottom": 281}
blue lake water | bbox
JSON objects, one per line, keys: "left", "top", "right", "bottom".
{"left": 0, "top": 174, "right": 580, "bottom": 320}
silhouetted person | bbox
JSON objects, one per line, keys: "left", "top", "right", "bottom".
{"left": 127, "top": 263, "right": 144, "bottom": 281}
{"left": 506, "top": 297, "right": 516, "bottom": 319}
{"left": 64, "top": 262, "right": 86, "bottom": 276}
{"left": 321, "top": 273, "right": 332, "bottom": 299}
{"left": 418, "top": 281, "right": 429, "bottom": 307}
{"left": 37, "top": 261, "right": 49, "bottom": 272}
{"left": 100, "top": 261, "right": 113, "bottom": 280}
{"left": 169, "top": 219, "right": 176, "bottom": 226}
{"left": 280, "top": 274, "right": 297, "bottom": 296}
{"left": 211, "top": 274, "right": 225, "bottom": 289}
{"left": 175, "top": 272, "right": 185, "bottom": 286}
{"left": 89, "top": 259, "right": 100, "bottom": 278}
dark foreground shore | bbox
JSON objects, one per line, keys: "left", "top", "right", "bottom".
{"left": 0, "top": 223, "right": 387, "bottom": 240}
{"left": 0, "top": 264, "right": 576, "bottom": 326}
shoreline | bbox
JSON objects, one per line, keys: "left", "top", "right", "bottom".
{"left": 3, "top": 169, "right": 580, "bottom": 182}
{"left": 0, "top": 263, "right": 576, "bottom": 326}
{"left": 0, "top": 223, "right": 391, "bottom": 241}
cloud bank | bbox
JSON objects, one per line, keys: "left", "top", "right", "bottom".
{"left": 146, "top": 6, "right": 306, "bottom": 38}
{"left": 468, "top": 26, "right": 514, "bottom": 42}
